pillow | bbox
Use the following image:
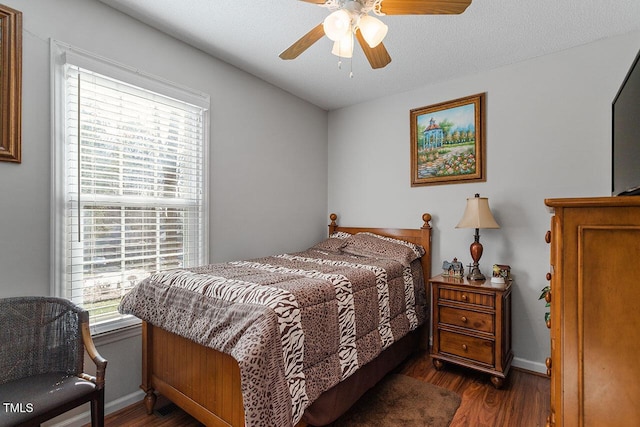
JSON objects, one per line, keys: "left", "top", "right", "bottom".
{"left": 329, "top": 231, "right": 352, "bottom": 239}
{"left": 310, "top": 232, "right": 351, "bottom": 252}
{"left": 341, "top": 232, "right": 425, "bottom": 267}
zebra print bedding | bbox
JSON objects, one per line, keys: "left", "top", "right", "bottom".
{"left": 119, "top": 233, "right": 427, "bottom": 427}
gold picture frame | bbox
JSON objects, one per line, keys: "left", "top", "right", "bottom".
{"left": 410, "top": 93, "right": 485, "bottom": 186}
{"left": 0, "top": 3, "right": 21, "bottom": 163}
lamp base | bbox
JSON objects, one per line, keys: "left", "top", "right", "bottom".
{"left": 467, "top": 263, "right": 485, "bottom": 281}
{"left": 468, "top": 235, "right": 485, "bottom": 281}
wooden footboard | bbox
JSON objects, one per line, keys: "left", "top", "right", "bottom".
{"left": 141, "top": 321, "right": 246, "bottom": 427}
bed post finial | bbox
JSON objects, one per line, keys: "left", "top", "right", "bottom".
{"left": 329, "top": 213, "right": 338, "bottom": 235}
{"left": 422, "top": 213, "right": 432, "bottom": 229}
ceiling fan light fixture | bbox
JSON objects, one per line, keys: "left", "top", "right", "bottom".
{"left": 358, "top": 14, "right": 388, "bottom": 48}
{"left": 331, "top": 33, "right": 354, "bottom": 58}
{"left": 280, "top": 0, "right": 472, "bottom": 70}
{"left": 323, "top": 9, "right": 352, "bottom": 41}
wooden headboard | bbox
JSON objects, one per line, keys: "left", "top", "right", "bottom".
{"left": 328, "top": 213, "right": 433, "bottom": 282}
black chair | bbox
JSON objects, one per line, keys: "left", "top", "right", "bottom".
{"left": 0, "top": 297, "right": 107, "bottom": 427}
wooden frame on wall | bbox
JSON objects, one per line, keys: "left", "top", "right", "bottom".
{"left": 0, "top": 3, "right": 21, "bottom": 163}
{"left": 410, "top": 93, "right": 485, "bottom": 187}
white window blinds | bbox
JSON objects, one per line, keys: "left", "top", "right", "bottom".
{"left": 52, "top": 42, "right": 209, "bottom": 333}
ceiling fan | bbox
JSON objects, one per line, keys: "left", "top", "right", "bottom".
{"left": 279, "top": 0, "right": 472, "bottom": 70}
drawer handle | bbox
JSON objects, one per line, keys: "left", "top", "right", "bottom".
{"left": 461, "top": 294, "right": 468, "bottom": 301}
{"left": 462, "top": 344, "right": 468, "bottom": 351}
{"left": 461, "top": 316, "right": 468, "bottom": 323}
{"left": 545, "top": 230, "right": 551, "bottom": 244}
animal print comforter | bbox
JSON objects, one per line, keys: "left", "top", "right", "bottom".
{"left": 119, "top": 232, "right": 428, "bottom": 427}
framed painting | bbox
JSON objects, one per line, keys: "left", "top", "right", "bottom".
{"left": 0, "top": 3, "right": 22, "bottom": 163}
{"left": 410, "top": 93, "right": 485, "bottom": 186}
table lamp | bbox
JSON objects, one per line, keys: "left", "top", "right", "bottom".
{"left": 456, "top": 193, "right": 500, "bottom": 280}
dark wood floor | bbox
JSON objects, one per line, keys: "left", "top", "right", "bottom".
{"left": 400, "top": 352, "right": 550, "bottom": 427}
{"left": 97, "top": 350, "right": 550, "bottom": 427}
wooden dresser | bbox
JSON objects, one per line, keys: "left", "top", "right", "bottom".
{"left": 545, "top": 196, "right": 640, "bottom": 427}
{"left": 429, "top": 274, "right": 513, "bottom": 388}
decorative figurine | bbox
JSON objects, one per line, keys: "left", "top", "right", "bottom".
{"left": 442, "top": 258, "right": 464, "bottom": 277}
{"left": 491, "top": 264, "right": 511, "bottom": 283}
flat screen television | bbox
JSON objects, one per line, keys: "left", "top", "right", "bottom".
{"left": 612, "top": 48, "right": 640, "bottom": 196}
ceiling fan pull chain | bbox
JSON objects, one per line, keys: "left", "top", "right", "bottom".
{"left": 350, "top": 58, "right": 354, "bottom": 78}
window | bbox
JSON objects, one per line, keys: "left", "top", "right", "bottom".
{"left": 52, "top": 41, "right": 209, "bottom": 334}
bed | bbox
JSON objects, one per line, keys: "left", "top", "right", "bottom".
{"left": 119, "top": 213, "right": 433, "bottom": 427}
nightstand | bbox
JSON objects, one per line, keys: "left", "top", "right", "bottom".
{"left": 429, "top": 274, "right": 513, "bottom": 388}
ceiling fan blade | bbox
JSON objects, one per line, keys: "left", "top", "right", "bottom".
{"left": 355, "top": 29, "right": 391, "bottom": 69}
{"left": 379, "top": 0, "right": 472, "bottom": 15}
{"left": 279, "top": 23, "right": 325, "bottom": 60}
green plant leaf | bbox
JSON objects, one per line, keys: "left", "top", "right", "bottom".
{"left": 538, "top": 285, "right": 550, "bottom": 300}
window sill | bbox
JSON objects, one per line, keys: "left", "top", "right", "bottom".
{"left": 92, "top": 319, "right": 142, "bottom": 347}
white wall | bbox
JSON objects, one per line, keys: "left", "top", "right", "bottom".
{"left": 0, "top": 0, "right": 327, "bottom": 424}
{"left": 328, "top": 30, "right": 640, "bottom": 372}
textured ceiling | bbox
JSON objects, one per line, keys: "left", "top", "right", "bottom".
{"left": 98, "top": 0, "right": 640, "bottom": 110}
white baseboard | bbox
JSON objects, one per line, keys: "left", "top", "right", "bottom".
{"left": 106, "top": 389, "right": 146, "bottom": 415}
{"left": 512, "top": 356, "right": 547, "bottom": 375}
{"left": 48, "top": 390, "right": 145, "bottom": 427}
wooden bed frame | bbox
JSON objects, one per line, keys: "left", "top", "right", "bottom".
{"left": 140, "top": 213, "right": 433, "bottom": 427}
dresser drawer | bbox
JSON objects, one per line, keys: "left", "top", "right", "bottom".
{"left": 439, "top": 330, "right": 494, "bottom": 365}
{"left": 438, "top": 288, "right": 495, "bottom": 308}
{"left": 439, "top": 306, "right": 494, "bottom": 333}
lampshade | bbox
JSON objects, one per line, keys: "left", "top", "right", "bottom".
{"left": 456, "top": 194, "right": 500, "bottom": 229}
{"left": 323, "top": 9, "right": 352, "bottom": 41}
{"left": 358, "top": 15, "right": 388, "bottom": 48}
{"left": 331, "top": 34, "right": 354, "bottom": 58}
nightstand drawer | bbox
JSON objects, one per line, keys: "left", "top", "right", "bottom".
{"left": 439, "top": 330, "right": 494, "bottom": 365}
{"left": 439, "top": 306, "right": 494, "bottom": 333}
{"left": 438, "top": 288, "right": 495, "bottom": 308}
